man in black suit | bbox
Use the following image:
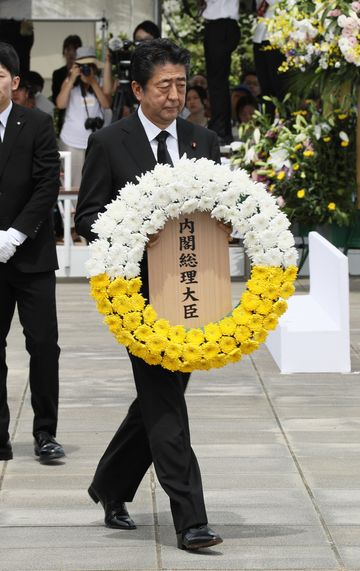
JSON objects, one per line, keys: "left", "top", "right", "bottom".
{"left": 75, "top": 39, "right": 222, "bottom": 551}
{"left": 0, "top": 42, "right": 65, "bottom": 463}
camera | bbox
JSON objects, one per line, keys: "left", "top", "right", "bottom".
{"left": 84, "top": 116, "right": 104, "bottom": 132}
{"left": 108, "top": 37, "right": 137, "bottom": 83}
{"left": 79, "top": 64, "right": 92, "bottom": 77}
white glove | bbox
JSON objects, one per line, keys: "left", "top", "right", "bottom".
{"left": 0, "top": 228, "right": 26, "bottom": 263}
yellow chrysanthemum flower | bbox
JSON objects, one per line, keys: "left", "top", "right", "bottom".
{"left": 341, "top": 141, "right": 349, "bottom": 147}
{"left": 323, "top": 136, "right": 331, "bottom": 143}
{"left": 228, "top": 348, "right": 242, "bottom": 362}
{"left": 219, "top": 317, "right": 236, "bottom": 336}
{"left": 251, "top": 266, "right": 269, "bottom": 278}
{"left": 247, "top": 278, "right": 267, "bottom": 295}
{"left": 241, "top": 291, "right": 261, "bottom": 311}
{"left": 164, "top": 342, "right": 183, "bottom": 359}
{"left": 147, "top": 353, "right": 163, "bottom": 366}
{"left": 96, "top": 298, "right": 113, "bottom": 315}
{"left": 263, "top": 313, "right": 279, "bottom": 330}
{"left": 134, "top": 324, "right": 153, "bottom": 342}
{"left": 147, "top": 335, "right": 167, "bottom": 354}
{"left": 183, "top": 344, "right": 202, "bottom": 362}
{"left": 257, "top": 299, "right": 273, "bottom": 315}
{"left": 143, "top": 305, "right": 158, "bottom": 325}
{"left": 242, "top": 340, "right": 259, "bottom": 355}
{"left": 219, "top": 336, "right": 236, "bottom": 354}
{"left": 202, "top": 341, "right": 220, "bottom": 359}
{"left": 248, "top": 314, "right": 264, "bottom": 332}
{"left": 153, "top": 319, "right": 171, "bottom": 337}
{"left": 186, "top": 328, "right": 205, "bottom": 345}
{"left": 104, "top": 314, "right": 122, "bottom": 333}
{"left": 283, "top": 266, "right": 298, "bottom": 281}
{"left": 277, "top": 171, "right": 286, "bottom": 181}
{"left": 162, "top": 356, "right": 182, "bottom": 371}
{"left": 273, "top": 300, "right": 288, "bottom": 316}
{"left": 127, "top": 277, "right": 142, "bottom": 294}
{"left": 279, "top": 282, "right": 295, "bottom": 299}
{"left": 123, "top": 311, "right": 142, "bottom": 332}
{"left": 168, "top": 325, "right": 187, "bottom": 343}
{"left": 129, "top": 340, "right": 146, "bottom": 358}
{"left": 297, "top": 189, "right": 305, "bottom": 198}
{"left": 130, "top": 293, "right": 146, "bottom": 311}
{"left": 112, "top": 294, "right": 133, "bottom": 314}
{"left": 232, "top": 307, "right": 252, "bottom": 325}
{"left": 234, "top": 325, "right": 251, "bottom": 342}
{"left": 107, "top": 276, "right": 128, "bottom": 297}
{"left": 328, "top": 202, "right": 336, "bottom": 210}
{"left": 262, "top": 284, "right": 280, "bottom": 300}
{"left": 253, "top": 328, "right": 268, "bottom": 344}
{"left": 292, "top": 163, "right": 299, "bottom": 171}
{"left": 204, "top": 322, "right": 222, "bottom": 342}
{"left": 90, "top": 273, "right": 111, "bottom": 290}
{"left": 116, "top": 330, "right": 134, "bottom": 347}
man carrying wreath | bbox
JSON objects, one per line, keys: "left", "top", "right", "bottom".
{"left": 75, "top": 38, "right": 222, "bottom": 551}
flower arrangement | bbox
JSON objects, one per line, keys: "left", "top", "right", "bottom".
{"left": 265, "top": 0, "right": 360, "bottom": 96}
{"left": 87, "top": 157, "right": 297, "bottom": 373}
{"left": 231, "top": 98, "right": 357, "bottom": 228}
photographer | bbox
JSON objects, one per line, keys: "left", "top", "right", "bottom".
{"left": 56, "top": 47, "right": 111, "bottom": 188}
{"left": 103, "top": 20, "right": 161, "bottom": 121}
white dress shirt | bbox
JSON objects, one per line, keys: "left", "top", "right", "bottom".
{"left": 202, "top": 0, "right": 239, "bottom": 21}
{"left": 138, "top": 106, "right": 180, "bottom": 164}
{"left": 253, "top": 0, "right": 279, "bottom": 44}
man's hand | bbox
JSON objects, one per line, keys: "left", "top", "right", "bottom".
{"left": 0, "top": 230, "right": 17, "bottom": 263}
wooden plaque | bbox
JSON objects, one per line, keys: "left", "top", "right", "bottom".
{"left": 147, "top": 212, "right": 232, "bottom": 329}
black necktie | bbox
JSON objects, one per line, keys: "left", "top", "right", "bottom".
{"left": 156, "top": 131, "right": 173, "bottom": 166}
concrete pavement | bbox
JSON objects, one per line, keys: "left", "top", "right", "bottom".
{"left": 1, "top": 278, "right": 360, "bottom": 570}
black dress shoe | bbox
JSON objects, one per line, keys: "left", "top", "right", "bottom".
{"left": 0, "top": 441, "right": 13, "bottom": 461}
{"left": 177, "top": 525, "right": 223, "bottom": 550}
{"left": 88, "top": 484, "right": 136, "bottom": 530}
{"left": 34, "top": 431, "right": 65, "bottom": 462}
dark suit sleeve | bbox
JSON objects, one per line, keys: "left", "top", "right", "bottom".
{"left": 75, "top": 132, "right": 114, "bottom": 242}
{"left": 207, "top": 128, "right": 221, "bottom": 164}
{"left": 11, "top": 112, "right": 60, "bottom": 239}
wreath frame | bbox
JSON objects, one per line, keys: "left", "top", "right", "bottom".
{"left": 87, "top": 157, "right": 298, "bottom": 373}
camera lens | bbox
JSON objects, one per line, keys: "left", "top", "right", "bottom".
{"left": 80, "top": 64, "right": 91, "bottom": 76}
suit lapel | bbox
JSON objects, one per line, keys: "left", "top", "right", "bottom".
{"left": 0, "top": 104, "right": 25, "bottom": 179}
{"left": 121, "top": 113, "right": 157, "bottom": 175}
{"left": 177, "top": 118, "right": 199, "bottom": 159}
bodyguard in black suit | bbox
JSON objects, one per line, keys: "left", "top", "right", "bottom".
{"left": 0, "top": 42, "right": 65, "bottom": 463}
{"left": 75, "top": 39, "right": 222, "bottom": 550}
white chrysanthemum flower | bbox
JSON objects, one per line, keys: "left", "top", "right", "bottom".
{"left": 85, "top": 257, "right": 106, "bottom": 277}
{"left": 248, "top": 212, "right": 270, "bottom": 232}
{"left": 165, "top": 202, "right": 182, "bottom": 218}
{"left": 197, "top": 195, "right": 215, "bottom": 211}
{"left": 182, "top": 198, "right": 200, "bottom": 214}
{"left": 238, "top": 196, "right": 259, "bottom": 218}
{"left": 92, "top": 214, "right": 117, "bottom": 238}
{"left": 88, "top": 239, "right": 110, "bottom": 258}
{"left": 123, "top": 261, "right": 140, "bottom": 279}
{"left": 283, "top": 249, "right": 299, "bottom": 267}
{"left": 278, "top": 230, "right": 295, "bottom": 250}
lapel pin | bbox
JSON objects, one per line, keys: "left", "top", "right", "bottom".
{"left": 191, "top": 141, "right": 197, "bottom": 149}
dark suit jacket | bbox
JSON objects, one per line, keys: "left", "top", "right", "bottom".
{"left": 0, "top": 103, "right": 60, "bottom": 273}
{"left": 75, "top": 112, "right": 221, "bottom": 243}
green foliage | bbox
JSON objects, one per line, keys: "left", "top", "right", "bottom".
{"left": 231, "top": 97, "right": 357, "bottom": 227}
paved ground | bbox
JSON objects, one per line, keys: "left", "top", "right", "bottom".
{"left": 1, "top": 277, "right": 360, "bottom": 571}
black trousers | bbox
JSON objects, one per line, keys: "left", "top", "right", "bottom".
{"left": 0, "top": 264, "right": 60, "bottom": 443}
{"left": 253, "top": 41, "right": 288, "bottom": 102}
{"left": 92, "top": 353, "right": 208, "bottom": 533}
{"left": 204, "top": 18, "right": 240, "bottom": 141}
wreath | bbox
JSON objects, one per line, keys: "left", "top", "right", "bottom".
{"left": 87, "top": 157, "right": 298, "bottom": 373}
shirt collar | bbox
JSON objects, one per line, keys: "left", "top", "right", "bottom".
{"left": 138, "top": 106, "right": 178, "bottom": 142}
{"left": 0, "top": 101, "right": 13, "bottom": 129}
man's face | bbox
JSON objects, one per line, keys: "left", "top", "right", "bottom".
{"left": 132, "top": 63, "right": 187, "bottom": 129}
{"left": 0, "top": 64, "right": 19, "bottom": 112}
{"left": 64, "top": 45, "right": 77, "bottom": 68}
